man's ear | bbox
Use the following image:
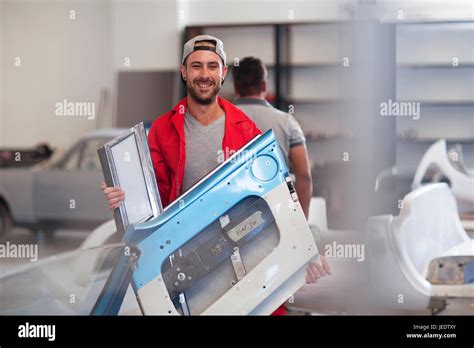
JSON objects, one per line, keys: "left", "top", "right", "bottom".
{"left": 260, "top": 81, "right": 267, "bottom": 93}
{"left": 222, "top": 65, "right": 229, "bottom": 82}
{"left": 180, "top": 64, "right": 187, "bottom": 80}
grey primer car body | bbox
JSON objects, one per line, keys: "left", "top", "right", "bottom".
{"left": 0, "top": 129, "right": 127, "bottom": 235}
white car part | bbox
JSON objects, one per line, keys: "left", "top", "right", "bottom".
{"left": 412, "top": 139, "right": 474, "bottom": 203}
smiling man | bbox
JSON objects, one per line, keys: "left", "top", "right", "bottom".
{"left": 101, "top": 35, "right": 329, "bottom": 315}
{"left": 103, "top": 35, "right": 260, "bottom": 205}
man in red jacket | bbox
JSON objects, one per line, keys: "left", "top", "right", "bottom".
{"left": 102, "top": 35, "right": 330, "bottom": 314}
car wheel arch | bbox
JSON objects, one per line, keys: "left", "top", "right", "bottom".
{"left": 0, "top": 195, "right": 13, "bottom": 239}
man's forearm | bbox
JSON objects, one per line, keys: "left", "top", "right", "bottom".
{"left": 295, "top": 174, "right": 312, "bottom": 219}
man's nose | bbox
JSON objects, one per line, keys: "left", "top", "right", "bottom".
{"left": 199, "top": 66, "right": 211, "bottom": 79}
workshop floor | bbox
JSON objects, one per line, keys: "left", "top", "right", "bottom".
{"left": 0, "top": 227, "right": 88, "bottom": 278}
{"left": 1, "top": 221, "right": 473, "bottom": 316}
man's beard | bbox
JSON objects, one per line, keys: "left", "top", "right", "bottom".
{"left": 187, "top": 78, "right": 221, "bottom": 105}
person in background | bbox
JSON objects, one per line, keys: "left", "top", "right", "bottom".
{"left": 232, "top": 56, "right": 313, "bottom": 218}
{"left": 232, "top": 57, "right": 330, "bottom": 294}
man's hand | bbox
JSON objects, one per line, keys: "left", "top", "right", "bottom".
{"left": 100, "top": 181, "right": 125, "bottom": 210}
{"left": 305, "top": 255, "right": 331, "bottom": 284}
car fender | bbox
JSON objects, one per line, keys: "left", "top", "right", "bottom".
{"left": 0, "top": 168, "right": 36, "bottom": 223}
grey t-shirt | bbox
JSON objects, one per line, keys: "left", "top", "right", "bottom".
{"left": 182, "top": 110, "right": 225, "bottom": 192}
{"left": 234, "top": 98, "right": 305, "bottom": 169}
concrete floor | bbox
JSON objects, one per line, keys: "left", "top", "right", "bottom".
{"left": 0, "top": 226, "right": 146, "bottom": 315}
{"left": 0, "top": 227, "right": 90, "bottom": 278}
{"left": 1, "top": 225, "right": 473, "bottom": 316}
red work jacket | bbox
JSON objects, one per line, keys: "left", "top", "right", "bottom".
{"left": 148, "top": 96, "right": 286, "bottom": 315}
{"left": 148, "top": 96, "right": 261, "bottom": 207}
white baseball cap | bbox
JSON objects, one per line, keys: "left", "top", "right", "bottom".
{"left": 182, "top": 35, "right": 227, "bottom": 66}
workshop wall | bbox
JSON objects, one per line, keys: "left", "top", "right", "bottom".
{"left": 183, "top": 0, "right": 352, "bottom": 25}
{"left": 1, "top": 0, "right": 114, "bottom": 148}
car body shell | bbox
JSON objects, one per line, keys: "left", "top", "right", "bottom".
{"left": 0, "top": 128, "right": 127, "bottom": 231}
